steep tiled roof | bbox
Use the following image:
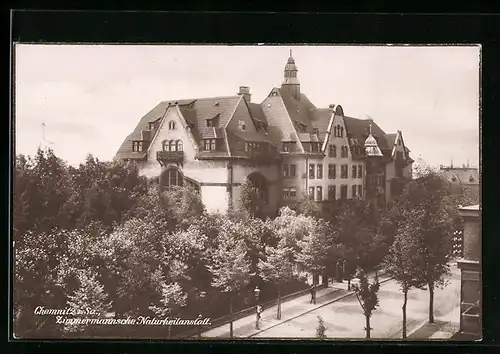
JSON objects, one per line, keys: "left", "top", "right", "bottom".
{"left": 247, "top": 102, "right": 267, "bottom": 123}
{"left": 386, "top": 133, "right": 397, "bottom": 147}
{"left": 115, "top": 102, "right": 170, "bottom": 160}
{"left": 440, "top": 168, "right": 479, "bottom": 185}
{"left": 343, "top": 116, "right": 391, "bottom": 156}
{"left": 279, "top": 90, "right": 316, "bottom": 131}
{"left": 115, "top": 96, "right": 240, "bottom": 160}
{"left": 310, "top": 108, "right": 332, "bottom": 133}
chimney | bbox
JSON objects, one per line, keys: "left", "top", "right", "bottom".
{"left": 328, "top": 104, "right": 335, "bottom": 110}
{"left": 238, "top": 86, "right": 251, "bottom": 102}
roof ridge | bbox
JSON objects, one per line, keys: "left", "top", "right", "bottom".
{"left": 161, "top": 95, "right": 240, "bottom": 104}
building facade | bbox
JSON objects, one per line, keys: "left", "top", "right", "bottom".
{"left": 456, "top": 204, "right": 481, "bottom": 339}
{"left": 439, "top": 164, "right": 480, "bottom": 204}
{"left": 114, "top": 53, "right": 414, "bottom": 214}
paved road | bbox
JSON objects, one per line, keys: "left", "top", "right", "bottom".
{"left": 252, "top": 264, "right": 461, "bottom": 339}
{"left": 200, "top": 271, "right": 390, "bottom": 338}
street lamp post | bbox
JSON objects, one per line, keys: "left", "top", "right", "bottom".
{"left": 254, "top": 286, "right": 261, "bottom": 330}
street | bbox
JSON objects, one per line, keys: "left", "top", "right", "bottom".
{"left": 251, "top": 264, "right": 460, "bottom": 339}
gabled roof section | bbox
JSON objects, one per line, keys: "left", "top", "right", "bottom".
{"left": 343, "top": 116, "right": 391, "bottom": 156}
{"left": 279, "top": 89, "right": 316, "bottom": 131}
{"left": 115, "top": 96, "right": 241, "bottom": 160}
{"left": 386, "top": 133, "right": 397, "bottom": 147}
{"left": 115, "top": 101, "right": 169, "bottom": 160}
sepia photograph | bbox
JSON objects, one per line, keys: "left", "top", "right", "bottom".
{"left": 12, "top": 44, "right": 481, "bottom": 341}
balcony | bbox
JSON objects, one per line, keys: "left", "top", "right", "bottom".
{"left": 157, "top": 150, "right": 184, "bottom": 165}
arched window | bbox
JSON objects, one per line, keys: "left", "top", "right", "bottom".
{"left": 162, "top": 140, "right": 169, "bottom": 151}
{"left": 333, "top": 126, "right": 337, "bottom": 137}
{"left": 168, "top": 121, "right": 176, "bottom": 130}
{"left": 176, "top": 140, "right": 183, "bottom": 152}
{"left": 169, "top": 140, "right": 176, "bottom": 152}
{"left": 160, "top": 168, "right": 183, "bottom": 189}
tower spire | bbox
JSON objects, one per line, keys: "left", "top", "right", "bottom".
{"left": 281, "top": 50, "right": 300, "bottom": 100}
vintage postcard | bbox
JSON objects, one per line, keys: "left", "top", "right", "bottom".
{"left": 12, "top": 44, "right": 481, "bottom": 340}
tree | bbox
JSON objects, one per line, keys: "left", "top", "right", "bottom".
{"left": 352, "top": 268, "right": 380, "bottom": 339}
{"left": 382, "top": 210, "right": 425, "bottom": 339}
{"left": 207, "top": 225, "right": 251, "bottom": 338}
{"left": 316, "top": 316, "right": 327, "bottom": 339}
{"left": 296, "top": 219, "right": 331, "bottom": 284}
{"left": 397, "top": 171, "right": 456, "bottom": 323}
{"left": 65, "top": 269, "right": 112, "bottom": 336}
{"left": 258, "top": 242, "right": 294, "bottom": 319}
{"left": 149, "top": 280, "right": 187, "bottom": 338}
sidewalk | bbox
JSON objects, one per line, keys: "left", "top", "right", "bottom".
{"left": 201, "top": 272, "right": 391, "bottom": 338}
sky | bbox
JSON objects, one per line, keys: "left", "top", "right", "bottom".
{"left": 14, "top": 44, "right": 480, "bottom": 168}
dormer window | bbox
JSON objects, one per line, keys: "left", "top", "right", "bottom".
{"left": 148, "top": 122, "right": 155, "bottom": 130}
{"left": 168, "top": 121, "right": 176, "bottom": 130}
{"left": 238, "top": 120, "right": 246, "bottom": 131}
{"left": 206, "top": 119, "right": 215, "bottom": 127}
{"left": 313, "top": 128, "right": 319, "bottom": 135}
{"left": 203, "top": 139, "right": 217, "bottom": 151}
{"left": 469, "top": 176, "right": 474, "bottom": 182}
{"left": 132, "top": 141, "right": 143, "bottom": 152}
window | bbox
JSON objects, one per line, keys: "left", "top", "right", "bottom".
{"left": 206, "top": 119, "right": 214, "bottom": 127}
{"left": 340, "top": 185, "right": 348, "bottom": 200}
{"left": 290, "top": 187, "right": 297, "bottom": 199}
{"left": 162, "top": 169, "right": 183, "bottom": 188}
{"left": 169, "top": 140, "right": 176, "bottom": 152}
{"left": 352, "top": 165, "right": 357, "bottom": 179}
{"left": 358, "top": 185, "right": 362, "bottom": 197}
{"left": 313, "top": 128, "right": 319, "bottom": 135}
{"left": 317, "top": 164, "right": 323, "bottom": 179}
{"left": 162, "top": 141, "right": 169, "bottom": 151}
{"left": 168, "top": 121, "right": 176, "bottom": 130}
{"left": 290, "top": 164, "right": 296, "bottom": 177}
{"left": 398, "top": 138, "right": 401, "bottom": 146}
{"left": 238, "top": 120, "right": 246, "bottom": 131}
{"left": 283, "top": 164, "right": 289, "bottom": 178}
{"left": 309, "top": 186, "right": 315, "bottom": 199}
{"left": 352, "top": 185, "right": 357, "bottom": 199}
{"left": 148, "top": 122, "right": 155, "bottom": 130}
{"left": 328, "top": 185, "right": 336, "bottom": 200}
{"left": 329, "top": 144, "right": 337, "bottom": 157}
{"left": 341, "top": 164, "right": 348, "bottom": 179}
{"left": 309, "top": 164, "right": 315, "bottom": 179}
{"left": 340, "top": 127, "right": 344, "bottom": 137}
{"left": 333, "top": 126, "right": 337, "bottom": 137}
{"left": 283, "top": 188, "right": 290, "bottom": 200}
{"left": 341, "top": 146, "right": 349, "bottom": 158}
{"left": 283, "top": 142, "right": 291, "bottom": 152}
{"left": 469, "top": 176, "right": 474, "bottom": 182}
{"left": 176, "top": 140, "right": 183, "bottom": 152}
{"left": 316, "top": 186, "right": 322, "bottom": 201}
{"left": 204, "top": 139, "right": 217, "bottom": 151}
{"left": 132, "top": 141, "right": 143, "bottom": 152}
{"left": 328, "top": 164, "right": 336, "bottom": 179}
{"left": 358, "top": 165, "right": 363, "bottom": 179}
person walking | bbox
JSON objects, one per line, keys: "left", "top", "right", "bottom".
{"left": 309, "top": 284, "right": 314, "bottom": 303}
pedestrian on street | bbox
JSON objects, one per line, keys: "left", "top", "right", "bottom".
{"left": 309, "top": 284, "right": 315, "bottom": 304}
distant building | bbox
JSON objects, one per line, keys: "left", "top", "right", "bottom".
{"left": 114, "top": 52, "right": 413, "bottom": 214}
{"left": 456, "top": 204, "right": 481, "bottom": 339}
{"left": 439, "top": 164, "right": 479, "bottom": 204}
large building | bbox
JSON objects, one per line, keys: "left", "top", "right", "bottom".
{"left": 439, "top": 164, "right": 480, "bottom": 204}
{"left": 114, "top": 52, "right": 414, "bottom": 214}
